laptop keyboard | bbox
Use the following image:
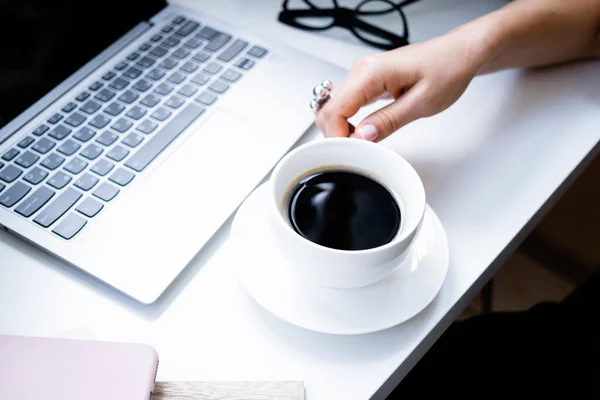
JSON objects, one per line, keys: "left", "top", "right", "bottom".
{"left": 0, "top": 15, "right": 268, "bottom": 240}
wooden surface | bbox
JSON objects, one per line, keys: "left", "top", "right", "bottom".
{"left": 152, "top": 381, "right": 304, "bottom": 400}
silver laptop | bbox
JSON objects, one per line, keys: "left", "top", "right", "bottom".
{"left": 0, "top": 1, "right": 346, "bottom": 303}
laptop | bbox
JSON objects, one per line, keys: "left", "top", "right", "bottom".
{"left": 0, "top": 0, "right": 346, "bottom": 303}
{"left": 0, "top": 335, "right": 158, "bottom": 400}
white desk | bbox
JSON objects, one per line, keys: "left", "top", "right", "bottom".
{"left": 2, "top": 1, "right": 600, "bottom": 399}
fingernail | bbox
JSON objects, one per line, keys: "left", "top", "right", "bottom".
{"left": 356, "top": 124, "right": 378, "bottom": 142}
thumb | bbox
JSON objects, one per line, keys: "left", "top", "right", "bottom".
{"left": 353, "top": 84, "right": 427, "bottom": 142}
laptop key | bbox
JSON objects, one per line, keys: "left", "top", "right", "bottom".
{"left": 0, "top": 182, "right": 4, "bottom": 193}
{"left": 34, "top": 188, "right": 81, "bottom": 228}
{"left": 175, "top": 20, "right": 199, "bottom": 37}
{"left": 95, "top": 131, "right": 118, "bottom": 146}
{"left": 118, "top": 90, "right": 139, "bottom": 104}
{"left": 150, "top": 46, "right": 168, "bottom": 58}
{"left": 76, "top": 197, "right": 103, "bottom": 218}
{"left": 162, "top": 37, "right": 180, "bottom": 48}
{"left": 209, "top": 80, "right": 229, "bottom": 94}
{"left": 15, "top": 151, "right": 40, "bottom": 168}
{"left": 220, "top": 68, "right": 241, "bottom": 83}
{"left": 106, "top": 146, "right": 129, "bottom": 162}
{"left": 47, "top": 113, "right": 63, "bottom": 124}
{"left": 104, "top": 102, "right": 125, "bottom": 116}
{"left": 139, "top": 42, "right": 152, "bottom": 52}
{"left": 95, "top": 88, "right": 116, "bottom": 102}
{"left": 41, "top": 153, "right": 66, "bottom": 170}
{"left": 217, "top": 39, "right": 248, "bottom": 62}
{"left": 165, "top": 96, "right": 184, "bottom": 109}
{"left": 125, "top": 103, "right": 204, "bottom": 172}
{"left": 178, "top": 84, "right": 198, "bottom": 98}
{"left": 62, "top": 102, "right": 77, "bottom": 113}
{"left": 196, "top": 26, "right": 218, "bottom": 40}
{"left": 53, "top": 213, "right": 87, "bottom": 239}
{"left": 136, "top": 56, "right": 156, "bottom": 69}
{"left": 154, "top": 83, "right": 173, "bottom": 96}
{"left": 203, "top": 62, "right": 222, "bottom": 75}
{"left": 111, "top": 118, "right": 133, "bottom": 133}
{"left": 150, "top": 34, "right": 162, "bottom": 43}
{"left": 167, "top": 72, "right": 186, "bottom": 84}
{"left": 89, "top": 81, "right": 103, "bottom": 91}
{"left": 172, "top": 16, "right": 185, "bottom": 25}
{"left": 109, "top": 77, "right": 129, "bottom": 90}
{"left": 57, "top": 139, "right": 81, "bottom": 156}
{"left": 162, "top": 25, "right": 174, "bottom": 33}
{"left": 80, "top": 144, "right": 103, "bottom": 161}
{"left": 205, "top": 33, "right": 232, "bottom": 52}
{"left": 102, "top": 71, "right": 116, "bottom": 81}
{"left": 184, "top": 38, "right": 202, "bottom": 49}
{"left": 122, "top": 132, "right": 144, "bottom": 148}
{"left": 126, "top": 106, "right": 147, "bottom": 120}
{"left": 17, "top": 136, "right": 35, "bottom": 149}
{"left": 192, "top": 51, "right": 210, "bottom": 63}
{"left": 63, "top": 157, "right": 88, "bottom": 175}
{"left": 32, "top": 138, "right": 56, "bottom": 155}
{"left": 114, "top": 61, "right": 128, "bottom": 71}
{"left": 74, "top": 173, "right": 99, "bottom": 191}
{"left": 33, "top": 124, "right": 49, "bottom": 136}
{"left": 247, "top": 45, "right": 268, "bottom": 58}
{"left": 89, "top": 114, "right": 111, "bottom": 129}
{"left": 64, "top": 112, "right": 86, "bottom": 128}
{"left": 93, "top": 182, "right": 120, "bottom": 202}
{"left": 2, "top": 148, "right": 19, "bottom": 161}
{"left": 151, "top": 107, "right": 171, "bottom": 121}
{"left": 133, "top": 79, "right": 152, "bottom": 92}
{"left": 0, "top": 181, "right": 30, "bottom": 208}
{"left": 123, "top": 66, "right": 143, "bottom": 79}
{"left": 23, "top": 167, "right": 48, "bottom": 185}
{"left": 90, "top": 159, "right": 114, "bottom": 176}
{"left": 141, "top": 94, "right": 160, "bottom": 107}
{"left": 127, "top": 52, "right": 140, "bottom": 61}
{"left": 73, "top": 127, "right": 96, "bottom": 143}
{"left": 109, "top": 167, "right": 135, "bottom": 187}
{"left": 47, "top": 171, "right": 72, "bottom": 190}
{"left": 136, "top": 119, "right": 158, "bottom": 134}
{"left": 159, "top": 57, "right": 178, "bottom": 70}
{"left": 0, "top": 165, "right": 23, "bottom": 183}
{"left": 147, "top": 68, "right": 165, "bottom": 81}
{"left": 15, "top": 186, "right": 55, "bottom": 218}
{"left": 235, "top": 57, "right": 255, "bottom": 70}
{"left": 180, "top": 61, "right": 199, "bottom": 74}
{"left": 191, "top": 73, "right": 209, "bottom": 86}
{"left": 75, "top": 92, "right": 90, "bottom": 102}
{"left": 80, "top": 100, "right": 101, "bottom": 114}
{"left": 195, "top": 91, "right": 217, "bottom": 106}
{"left": 172, "top": 48, "right": 190, "bottom": 59}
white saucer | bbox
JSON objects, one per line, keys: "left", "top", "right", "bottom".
{"left": 230, "top": 182, "right": 450, "bottom": 335}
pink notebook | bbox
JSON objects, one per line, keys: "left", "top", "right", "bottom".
{"left": 0, "top": 335, "right": 158, "bottom": 400}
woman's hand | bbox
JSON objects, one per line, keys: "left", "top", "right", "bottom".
{"left": 315, "top": 33, "right": 487, "bottom": 142}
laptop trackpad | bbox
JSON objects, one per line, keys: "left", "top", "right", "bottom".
{"left": 97, "top": 109, "right": 291, "bottom": 266}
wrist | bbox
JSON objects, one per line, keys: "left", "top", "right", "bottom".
{"left": 445, "top": 9, "right": 507, "bottom": 77}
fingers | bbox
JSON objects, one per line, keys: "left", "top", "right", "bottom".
{"left": 353, "top": 82, "right": 428, "bottom": 142}
{"left": 315, "top": 56, "right": 391, "bottom": 138}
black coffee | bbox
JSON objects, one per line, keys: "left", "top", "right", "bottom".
{"left": 287, "top": 170, "right": 401, "bottom": 251}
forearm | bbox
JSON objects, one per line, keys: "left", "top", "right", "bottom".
{"left": 446, "top": 0, "right": 600, "bottom": 75}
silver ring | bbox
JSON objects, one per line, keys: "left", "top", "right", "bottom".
{"left": 310, "top": 80, "right": 333, "bottom": 114}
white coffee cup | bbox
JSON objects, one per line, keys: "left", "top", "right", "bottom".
{"left": 267, "top": 138, "right": 426, "bottom": 289}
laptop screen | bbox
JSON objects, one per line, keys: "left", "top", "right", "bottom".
{"left": 0, "top": 0, "right": 166, "bottom": 131}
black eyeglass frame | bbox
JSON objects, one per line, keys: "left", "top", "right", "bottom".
{"left": 278, "top": 0, "right": 421, "bottom": 50}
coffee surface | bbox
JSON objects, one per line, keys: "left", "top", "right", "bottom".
{"left": 288, "top": 170, "right": 401, "bottom": 251}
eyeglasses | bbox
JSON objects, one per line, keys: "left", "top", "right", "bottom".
{"left": 278, "top": 0, "right": 422, "bottom": 51}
